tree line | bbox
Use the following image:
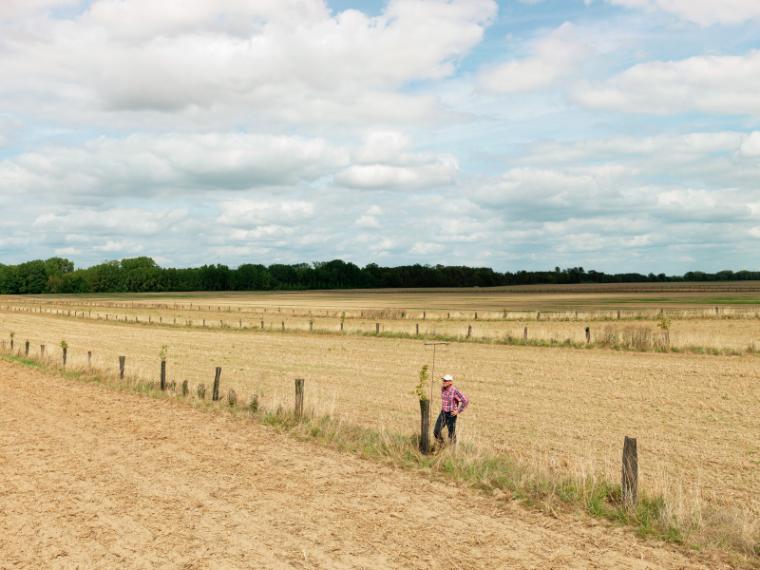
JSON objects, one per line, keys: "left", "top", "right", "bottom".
{"left": 0, "top": 256, "right": 757, "bottom": 294}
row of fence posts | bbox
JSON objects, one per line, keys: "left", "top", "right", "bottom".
{"left": 4, "top": 329, "right": 639, "bottom": 508}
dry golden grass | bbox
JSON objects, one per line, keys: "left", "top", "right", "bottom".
{"left": 2, "top": 286, "right": 759, "bottom": 554}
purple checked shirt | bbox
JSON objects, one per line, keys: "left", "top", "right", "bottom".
{"left": 440, "top": 384, "right": 469, "bottom": 413}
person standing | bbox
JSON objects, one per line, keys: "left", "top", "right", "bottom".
{"left": 434, "top": 374, "right": 469, "bottom": 445}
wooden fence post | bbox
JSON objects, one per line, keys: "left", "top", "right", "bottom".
{"left": 212, "top": 367, "right": 222, "bottom": 401}
{"left": 419, "top": 398, "right": 430, "bottom": 454}
{"left": 585, "top": 327, "right": 591, "bottom": 343}
{"left": 294, "top": 378, "right": 305, "bottom": 418}
{"left": 260, "top": 320, "right": 264, "bottom": 330}
{"left": 375, "top": 323, "right": 380, "bottom": 335}
{"left": 24, "top": 340, "right": 29, "bottom": 357}
{"left": 340, "top": 321, "right": 344, "bottom": 332}
{"left": 160, "top": 359, "right": 167, "bottom": 391}
{"left": 62, "top": 347, "right": 67, "bottom": 368}
{"left": 622, "top": 436, "right": 638, "bottom": 508}
{"left": 309, "top": 320, "right": 313, "bottom": 332}
{"left": 182, "top": 380, "right": 189, "bottom": 397}
{"left": 415, "top": 323, "right": 419, "bottom": 336}
{"left": 617, "top": 310, "right": 621, "bottom": 320}
{"left": 119, "top": 356, "right": 126, "bottom": 380}
{"left": 423, "top": 311, "right": 426, "bottom": 320}
{"left": 281, "top": 321, "right": 285, "bottom": 331}
{"left": 467, "top": 325, "right": 472, "bottom": 338}
{"left": 87, "top": 351, "right": 92, "bottom": 370}
{"left": 523, "top": 326, "right": 528, "bottom": 341}
{"left": 228, "top": 389, "right": 237, "bottom": 407}
{"left": 40, "top": 345, "right": 45, "bottom": 359}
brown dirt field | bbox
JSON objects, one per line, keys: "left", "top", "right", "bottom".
{"left": 0, "top": 360, "right": 723, "bottom": 569}
{"left": 1, "top": 312, "right": 759, "bottom": 530}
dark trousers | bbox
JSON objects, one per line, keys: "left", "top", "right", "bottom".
{"left": 433, "top": 411, "right": 458, "bottom": 443}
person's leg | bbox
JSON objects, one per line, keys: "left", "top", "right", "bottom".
{"left": 433, "top": 411, "right": 446, "bottom": 443}
{"left": 446, "top": 413, "right": 458, "bottom": 443}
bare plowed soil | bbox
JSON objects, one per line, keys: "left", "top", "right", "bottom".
{"left": 0, "top": 361, "right": 716, "bottom": 569}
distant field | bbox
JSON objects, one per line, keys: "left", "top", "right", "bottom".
{"left": 1, "top": 283, "right": 759, "bottom": 553}
{"left": 5, "top": 280, "right": 760, "bottom": 312}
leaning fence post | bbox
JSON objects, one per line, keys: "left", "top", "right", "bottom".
{"left": 622, "top": 436, "right": 638, "bottom": 508}
{"left": 294, "top": 378, "right": 305, "bottom": 418}
{"left": 419, "top": 398, "right": 430, "bottom": 454}
{"left": 212, "top": 367, "right": 222, "bottom": 401}
{"left": 119, "top": 356, "right": 126, "bottom": 380}
{"left": 160, "top": 359, "right": 167, "bottom": 391}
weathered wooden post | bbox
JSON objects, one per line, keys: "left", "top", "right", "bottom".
{"left": 419, "top": 398, "right": 430, "bottom": 454}
{"left": 474, "top": 311, "right": 478, "bottom": 320}
{"left": 197, "top": 384, "right": 206, "bottom": 399}
{"left": 415, "top": 323, "right": 419, "bottom": 336}
{"left": 203, "top": 319, "right": 206, "bottom": 327}
{"left": 160, "top": 359, "right": 167, "bottom": 391}
{"left": 87, "top": 351, "right": 92, "bottom": 370}
{"left": 375, "top": 322, "right": 380, "bottom": 335}
{"left": 536, "top": 311, "right": 541, "bottom": 321}
{"left": 523, "top": 326, "right": 528, "bottom": 341}
{"left": 24, "top": 340, "right": 29, "bottom": 357}
{"left": 181, "top": 380, "right": 189, "bottom": 397}
{"left": 40, "top": 345, "right": 46, "bottom": 359}
{"left": 62, "top": 346, "right": 67, "bottom": 368}
{"left": 467, "top": 325, "right": 472, "bottom": 338}
{"left": 309, "top": 320, "right": 313, "bottom": 332}
{"left": 228, "top": 389, "right": 237, "bottom": 406}
{"left": 260, "top": 320, "right": 264, "bottom": 330}
{"left": 585, "top": 326, "right": 591, "bottom": 343}
{"left": 281, "top": 321, "right": 285, "bottom": 331}
{"left": 119, "top": 356, "right": 126, "bottom": 380}
{"left": 622, "top": 436, "right": 638, "bottom": 508}
{"left": 212, "top": 367, "right": 222, "bottom": 401}
{"left": 423, "top": 311, "right": 426, "bottom": 320}
{"left": 294, "top": 378, "right": 305, "bottom": 418}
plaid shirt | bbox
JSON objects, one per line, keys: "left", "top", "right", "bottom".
{"left": 440, "top": 384, "right": 469, "bottom": 413}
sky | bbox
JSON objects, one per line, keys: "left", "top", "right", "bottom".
{"left": 0, "top": 0, "right": 759, "bottom": 273}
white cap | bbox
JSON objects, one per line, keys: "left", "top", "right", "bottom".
{"left": 441, "top": 374, "right": 454, "bottom": 382}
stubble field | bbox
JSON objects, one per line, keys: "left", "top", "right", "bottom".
{"left": 1, "top": 283, "right": 759, "bottom": 560}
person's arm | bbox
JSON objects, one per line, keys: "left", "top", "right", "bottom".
{"left": 455, "top": 389, "right": 469, "bottom": 413}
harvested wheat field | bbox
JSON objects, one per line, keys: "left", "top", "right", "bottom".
{"left": 0, "top": 359, "right": 730, "bottom": 569}
{"left": 2, "top": 307, "right": 760, "bottom": 555}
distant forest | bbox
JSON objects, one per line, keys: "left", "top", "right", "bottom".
{"left": 0, "top": 257, "right": 758, "bottom": 294}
